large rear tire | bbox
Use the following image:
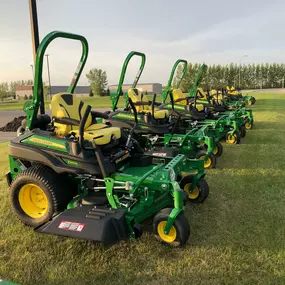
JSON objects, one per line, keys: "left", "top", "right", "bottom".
{"left": 10, "top": 165, "right": 71, "bottom": 227}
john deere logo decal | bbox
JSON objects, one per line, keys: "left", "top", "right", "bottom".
{"left": 29, "top": 138, "right": 66, "bottom": 149}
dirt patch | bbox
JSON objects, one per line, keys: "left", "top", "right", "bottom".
{"left": 0, "top": 116, "right": 26, "bottom": 132}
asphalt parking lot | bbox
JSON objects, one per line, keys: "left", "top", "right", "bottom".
{"left": 0, "top": 111, "right": 24, "bottom": 142}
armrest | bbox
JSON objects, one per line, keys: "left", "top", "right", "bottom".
{"left": 133, "top": 101, "right": 150, "bottom": 106}
{"left": 174, "top": 97, "right": 189, "bottom": 103}
{"left": 150, "top": 101, "right": 161, "bottom": 106}
{"left": 91, "top": 110, "right": 109, "bottom": 120}
{"left": 53, "top": 117, "right": 80, "bottom": 126}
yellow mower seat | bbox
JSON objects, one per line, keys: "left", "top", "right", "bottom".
{"left": 172, "top": 88, "right": 205, "bottom": 111}
{"left": 197, "top": 88, "right": 208, "bottom": 101}
{"left": 51, "top": 93, "right": 121, "bottom": 145}
{"left": 172, "top": 89, "right": 187, "bottom": 105}
{"left": 128, "top": 88, "right": 168, "bottom": 119}
{"left": 227, "top": 86, "right": 238, "bottom": 96}
{"left": 210, "top": 89, "right": 223, "bottom": 103}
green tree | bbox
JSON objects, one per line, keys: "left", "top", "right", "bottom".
{"left": 0, "top": 82, "right": 9, "bottom": 102}
{"left": 89, "top": 89, "right": 94, "bottom": 97}
{"left": 86, "top": 68, "right": 108, "bottom": 96}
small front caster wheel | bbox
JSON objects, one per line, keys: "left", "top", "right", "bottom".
{"left": 153, "top": 208, "right": 190, "bottom": 247}
{"left": 180, "top": 177, "right": 209, "bottom": 203}
{"left": 245, "top": 120, "right": 254, "bottom": 130}
{"left": 226, "top": 132, "right": 241, "bottom": 144}
{"left": 212, "top": 141, "right": 223, "bottom": 157}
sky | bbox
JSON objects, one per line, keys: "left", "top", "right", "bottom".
{"left": 0, "top": 0, "right": 285, "bottom": 86}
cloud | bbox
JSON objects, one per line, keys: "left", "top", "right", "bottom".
{"left": 1, "top": 0, "right": 285, "bottom": 86}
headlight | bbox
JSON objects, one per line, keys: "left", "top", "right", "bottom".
{"left": 169, "top": 168, "right": 176, "bottom": 181}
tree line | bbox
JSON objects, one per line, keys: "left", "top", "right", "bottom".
{"left": 174, "top": 63, "right": 285, "bottom": 92}
{"left": 0, "top": 80, "right": 33, "bottom": 102}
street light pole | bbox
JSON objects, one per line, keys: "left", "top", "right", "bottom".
{"left": 45, "top": 54, "right": 52, "bottom": 98}
{"left": 239, "top": 54, "right": 247, "bottom": 88}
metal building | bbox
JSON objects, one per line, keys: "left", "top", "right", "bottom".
{"left": 108, "top": 83, "right": 162, "bottom": 95}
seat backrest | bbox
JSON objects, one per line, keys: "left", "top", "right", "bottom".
{"left": 210, "top": 89, "right": 217, "bottom": 96}
{"left": 197, "top": 88, "right": 208, "bottom": 100}
{"left": 128, "top": 88, "right": 150, "bottom": 113}
{"left": 51, "top": 93, "right": 92, "bottom": 136}
{"left": 172, "top": 89, "right": 187, "bottom": 105}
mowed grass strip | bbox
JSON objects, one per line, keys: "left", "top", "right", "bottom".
{"left": 1, "top": 92, "right": 285, "bottom": 285}
{"left": 0, "top": 96, "right": 124, "bottom": 111}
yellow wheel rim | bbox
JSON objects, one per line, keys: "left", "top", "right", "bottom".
{"left": 18, "top": 184, "right": 48, "bottom": 218}
{"left": 213, "top": 146, "right": 218, "bottom": 155}
{"left": 157, "top": 221, "right": 177, "bottom": 243}
{"left": 227, "top": 134, "right": 236, "bottom": 144}
{"left": 184, "top": 184, "right": 200, "bottom": 199}
{"left": 245, "top": 122, "right": 251, "bottom": 129}
{"left": 199, "top": 155, "right": 212, "bottom": 169}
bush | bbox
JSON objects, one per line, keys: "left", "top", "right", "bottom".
{"left": 106, "top": 88, "right": 110, "bottom": 96}
{"left": 24, "top": 95, "right": 28, "bottom": 100}
{"left": 29, "top": 95, "right": 33, "bottom": 100}
{"left": 89, "top": 89, "right": 94, "bottom": 97}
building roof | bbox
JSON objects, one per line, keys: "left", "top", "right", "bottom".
{"left": 108, "top": 83, "right": 162, "bottom": 87}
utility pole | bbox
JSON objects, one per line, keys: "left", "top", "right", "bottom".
{"left": 45, "top": 54, "right": 52, "bottom": 99}
{"left": 239, "top": 54, "right": 247, "bottom": 88}
{"left": 28, "top": 0, "right": 44, "bottom": 113}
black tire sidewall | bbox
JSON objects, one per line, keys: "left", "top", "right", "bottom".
{"left": 214, "top": 141, "right": 223, "bottom": 157}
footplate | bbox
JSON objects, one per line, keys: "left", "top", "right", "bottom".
{"left": 36, "top": 206, "right": 129, "bottom": 246}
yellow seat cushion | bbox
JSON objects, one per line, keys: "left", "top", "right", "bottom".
{"left": 128, "top": 88, "right": 169, "bottom": 119}
{"left": 196, "top": 104, "right": 205, "bottom": 112}
{"left": 197, "top": 88, "right": 208, "bottom": 100}
{"left": 51, "top": 93, "right": 121, "bottom": 145}
{"left": 153, "top": 109, "right": 168, "bottom": 119}
{"left": 86, "top": 123, "right": 109, "bottom": 131}
{"left": 72, "top": 127, "right": 121, "bottom": 146}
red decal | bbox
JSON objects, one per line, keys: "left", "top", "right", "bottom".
{"left": 58, "top": 221, "right": 85, "bottom": 232}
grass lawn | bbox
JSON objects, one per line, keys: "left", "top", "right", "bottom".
{"left": 1, "top": 92, "right": 285, "bottom": 284}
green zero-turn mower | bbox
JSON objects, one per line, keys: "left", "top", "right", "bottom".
{"left": 158, "top": 60, "right": 245, "bottom": 144}
{"left": 108, "top": 51, "right": 219, "bottom": 169}
{"left": 208, "top": 88, "right": 255, "bottom": 130}
{"left": 225, "top": 86, "right": 256, "bottom": 106}
{"left": 6, "top": 31, "right": 211, "bottom": 247}
{"left": 195, "top": 86, "right": 254, "bottom": 131}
